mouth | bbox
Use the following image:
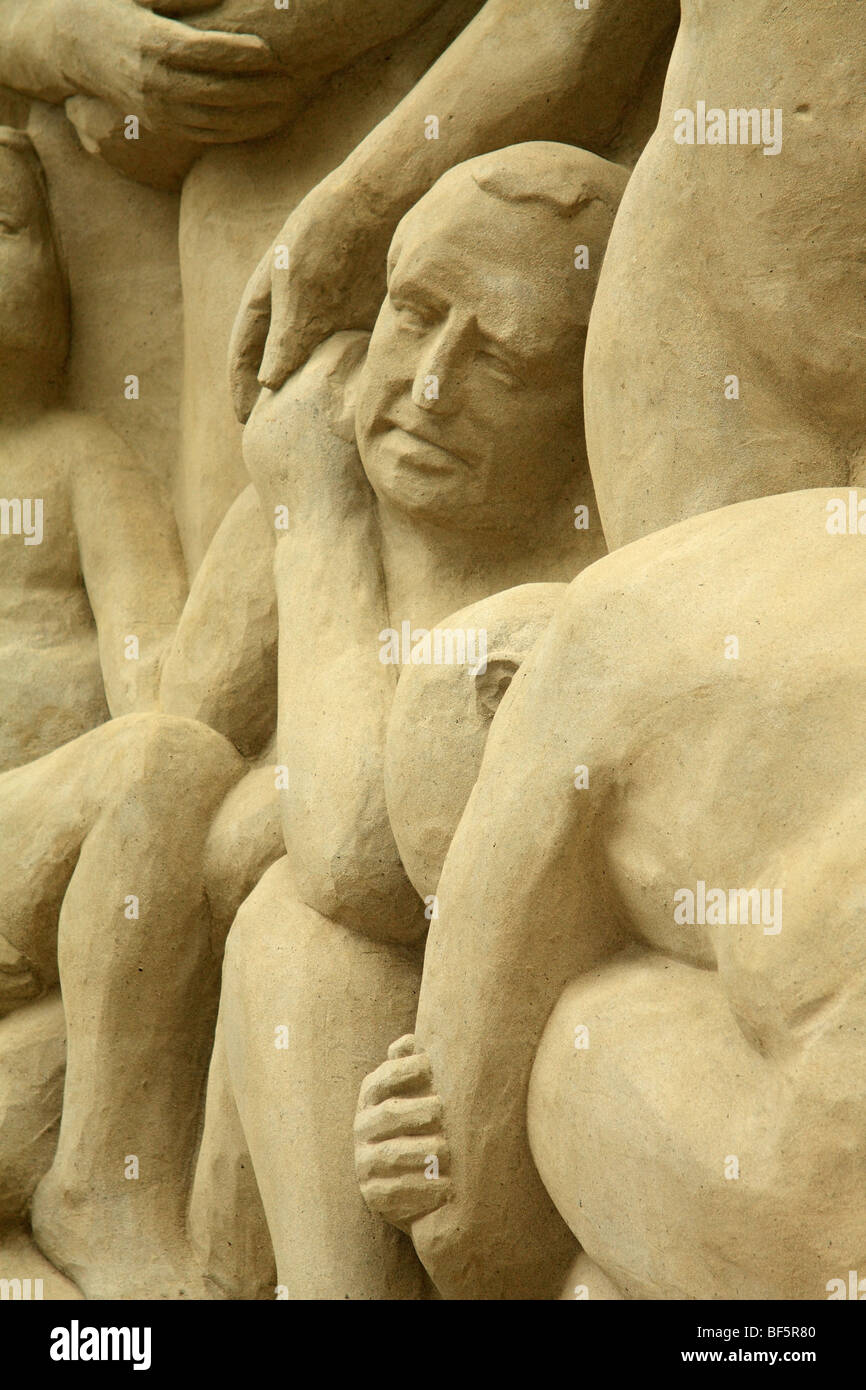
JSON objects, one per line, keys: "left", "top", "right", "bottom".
{"left": 384, "top": 423, "right": 468, "bottom": 471}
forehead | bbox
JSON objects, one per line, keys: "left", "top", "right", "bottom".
{"left": 390, "top": 188, "right": 590, "bottom": 360}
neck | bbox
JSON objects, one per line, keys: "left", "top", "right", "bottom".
{"left": 377, "top": 479, "right": 602, "bottom": 632}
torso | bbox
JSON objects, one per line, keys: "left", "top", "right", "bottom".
{"left": 585, "top": 0, "right": 866, "bottom": 545}
{"left": 0, "top": 414, "right": 107, "bottom": 771}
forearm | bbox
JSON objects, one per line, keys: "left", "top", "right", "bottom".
{"left": 0, "top": 0, "right": 75, "bottom": 103}
{"left": 330, "top": 0, "right": 678, "bottom": 233}
{"left": 411, "top": 688, "right": 624, "bottom": 1296}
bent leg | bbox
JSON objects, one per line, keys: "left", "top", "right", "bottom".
{"left": 221, "top": 857, "right": 429, "bottom": 1299}
{"left": 188, "top": 1003, "right": 276, "bottom": 1300}
{"left": 0, "top": 718, "right": 149, "bottom": 1009}
{"left": 31, "top": 715, "right": 244, "bottom": 1299}
{"left": 530, "top": 945, "right": 866, "bottom": 1300}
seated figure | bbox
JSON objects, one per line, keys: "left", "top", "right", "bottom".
{"left": 204, "top": 140, "right": 624, "bottom": 1302}
{"left": 15, "top": 141, "right": 626, "bottom": 1299}
{"left": 0, "top": 126, "right": 185, "bottom": 778}
{"left": 357, "top": 485, "right": 866, "bottom": 1300}
{"left": 0, "top": 128, "right": 279, "bottom": 1284}
{"left": 0, "top": 123, "right": 188, "bottom": 1008}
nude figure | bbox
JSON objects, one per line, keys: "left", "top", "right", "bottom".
{"left": 209, "top": 141, "right": 620, "bottom": 1300}
{"left": 0, "top": 126, "right": 185, "bottom": 776}
{"left": 356, "top": 486, "right": 866, "bottom": 1300}
{"left": 0, "top": 133, "right": 286, "bottom": 1289}
{"left": 0, "top": 474, "right": 285, "bottom": 1295}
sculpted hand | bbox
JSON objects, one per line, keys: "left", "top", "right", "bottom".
{"left": 229, "top": 170, "right": 392, "bottom": 422}
{"left": 354, "top": 1036, "right": 452, "bottom": 1234}
{"left": 242, "top": 331, "right": 371, "bottom": 523}
{"left": 54, "top": 0, "right": 296, "bottom": 144}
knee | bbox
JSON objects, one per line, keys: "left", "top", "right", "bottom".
{"left": 203, "top": 766, "right": 284, "bottom": 944}
{"left": 222, "top": 857, "right": 295, "bottom": 989}
{"left": 110, "top": 714, "right": 245, "bottom": 814}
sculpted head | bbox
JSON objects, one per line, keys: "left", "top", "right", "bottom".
{"left": 384, "top": 583, "right": 565, "bottom": 899}
{"left": 355, "top": 143, "right": 628, "bottom": 534}
{"left": 0, "top": 129, "right": 69, "bottom": 385}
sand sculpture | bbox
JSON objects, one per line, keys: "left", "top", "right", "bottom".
{"left": 0, "top": 0, "right": 862, "bottom": 1302}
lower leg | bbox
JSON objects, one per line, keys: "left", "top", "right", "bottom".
{"left": 187, "top": 1005, "right": 276, "bottom": 1300}
{"left": 222, "top": 857, "right": 429, "bottom": 1299}
{"left": 31, "top": 716, "right": 244, "bottom": 1298}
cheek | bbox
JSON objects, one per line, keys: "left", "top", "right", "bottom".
{"left": 357, "top": 337, "right": 407, "bottom": 426}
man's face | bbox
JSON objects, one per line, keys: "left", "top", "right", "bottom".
{"left": 355, "top": 187, "right": 587, "bottom": 533}
{"left": 0, "top": 148, "right": 65, "bottom": 363}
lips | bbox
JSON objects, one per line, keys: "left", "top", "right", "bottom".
{"left": 385, "top": 423, "right": 467, "bottom": 468}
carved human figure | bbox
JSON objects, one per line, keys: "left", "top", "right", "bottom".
{"left": 0, "top": 473, "right": 286, "bottom": 1293}
{"left": 0, "top": 127, "right": 185, "bottom": 777}
{"left": 0, "top": 132, "right": 285, "bottom": 1287}
{"left": 356, "top": 486, "right": 866, "bottom": 1300}
{"left": 206, "top": 141, "right": 622, "bottom": 1300}
{"left": 0, "top": 467, "right": 289, "bottom": 1294}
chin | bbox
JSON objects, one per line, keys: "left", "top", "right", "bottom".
{"left": 377, "top": 475, "right": 473, "bottom": 527}
{"left": 364, "top": 446, "right": 467, "bottom": 523}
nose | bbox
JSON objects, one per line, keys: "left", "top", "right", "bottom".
{"left": 411, "top": 314, "right": 473, "bottom": 414}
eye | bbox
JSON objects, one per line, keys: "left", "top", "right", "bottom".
{"left": 0, "top": 216, "right": 22, "bottom": 236}
{"left": 391, "top": 298, "right": 437, "bottom": 333}
{"left": 476, "top": 347, "right": 522, "bottom": 388}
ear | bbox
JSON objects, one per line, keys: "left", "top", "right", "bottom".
{"left": 474, "top": 657, "right": 520, "bottom": 719}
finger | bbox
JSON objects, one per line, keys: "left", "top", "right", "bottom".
{"left": 144, "top": 72, "right": 293, "bottom": 106}
{"left": 358, "top": 1054, "right": 433, "bottom": 1109}
{"left": 257, "top": 263, "right": 305, "bottom": 388}
{"left": 353, "top": 1094, "right": 441, "bottom": 1143}
{"left": 165, "top": 101, "right": 289, "bottom": 131}
{"left": 145, "top": 22, "right": 277, "bottom": 73}
{"left": 259, "top": 316, "right": 317, "bottom": 390}
{"left": 229, "top": 252, "right": 273, "bottom": 423}
{"left": 388, "top": 1034, "right": 417, "bottom": 1061}
{"left": 359, "top": 1176, "right": 450, "bottom": 1227}
{"left": 355, "top": 1136, "right": 450, "bottom": 1183}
